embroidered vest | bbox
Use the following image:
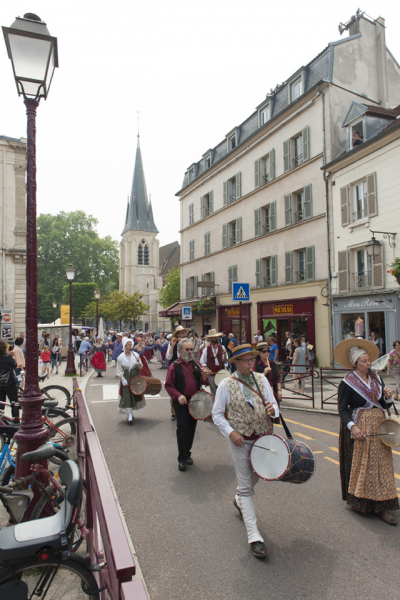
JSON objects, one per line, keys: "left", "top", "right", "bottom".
{"left": 225, "top": 372, "right": 270, "bottom": 437}
{"left": 206, "top": 344, "right": 224, "bottom": 373}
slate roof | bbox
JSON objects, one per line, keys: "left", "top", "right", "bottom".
{"left": 123, "top": 135, "right": 158, "bottom": 234}
{"left": 159, "top": 241, "right": 180, "bottom": 276}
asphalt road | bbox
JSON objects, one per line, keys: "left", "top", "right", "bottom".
{"left": 85, "top": 362, "right": 400, "bottom": 600}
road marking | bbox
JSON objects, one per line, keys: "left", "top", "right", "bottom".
{"left": 294, "top": 432, "right": 314, "bottom": 440}
{"left": 103, "top": 385, "right": 119, "bottom": 400}
{"left": 395, "top": 473, "right": 400, "bottom": 481}
{"left": 91, "top": 399, "right": 118, "bottom": 403}
{"left": 313, "top": 451, "right": 324, "bottom": 454}
{"left": 324, "top": 456, "right": 340, "bottom": 465}
{"left": 392, "top": 449, "right": 400, "bottom": 456}
{"left": 329, "top": 447, "right": 339, "bottom": 453}
{"left": 283, "top": 418, "right": 339, "bottom": 437}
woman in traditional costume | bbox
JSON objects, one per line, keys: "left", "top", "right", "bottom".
{"left": 388, "top": 340, "right": 400, "bottom": 401}
{"left": 117, "top": 338, "right": 145, "bottom": 425}
{"left": 254, "top": 343, "right": 282, "bottom": 403}
{"left": 335, "top": 338, "right": 399, "bottom": 525}
{"left": 89, "top": 336, "right": 108, "bottom": 378}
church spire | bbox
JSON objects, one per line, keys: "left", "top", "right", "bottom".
{"left": 122, "top": 134, "right": 158, "bottom": 234}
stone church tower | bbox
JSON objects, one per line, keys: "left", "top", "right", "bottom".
{"left": 119, "top": 135, "right": 162, "bottom": 330}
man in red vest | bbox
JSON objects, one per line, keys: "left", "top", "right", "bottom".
{"left": 200, "top": 329, "right": 228, "bottom": 397}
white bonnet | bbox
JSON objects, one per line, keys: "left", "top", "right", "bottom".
{"left": 349, "top": 346, "right": 367, "bottom": 366}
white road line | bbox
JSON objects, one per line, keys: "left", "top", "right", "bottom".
{"left": 103, "top": 385, "right": 119, "bottom": 400}
{"left": 91, "top": 399, "right": 118, "bottom": 403}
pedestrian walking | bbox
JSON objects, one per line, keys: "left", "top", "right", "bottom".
{"left": 41, "top": 346, "right": 51, "bottom": 378}
{"left": 89, "top": 336, "right": 108, "bottom": 378}
{"left": 50, "top": 338, "right": 60, "bottom": 374}
{"left": 117, "top": 338, "right": 145, "bottom": 425}
{"left": 0, "top": 340, "right": 20, "bottom": 423}
{"left": 335, "top": 339, "right": 399, "bottom": 525}
{"left": 199, "top": 329, "right": 228, "bottom": 397}
{"left": 388, "top": 340, "right": 400, "bottom": 400}
{"left": 292, "top": 338, "right": 306, "bottom": 393}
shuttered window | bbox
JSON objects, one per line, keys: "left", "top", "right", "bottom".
{"left": 208, "top": 190, "right": 214, "bottom": 215}
{"left": 305, "top": 246, "right": 315, "bottom": 281}
{"left": 372, "top": 243, "right": 384, "bottom": 289}
{"left": 223, "top": 181, "right": 228, "bottom": 206}
{"left": 189, "top": 203, "right": 194, "bottom": 225}
{"left": 236, "top": 172, "right": 242, "bottom": 199}
{"left": 270, "top": 255, "right": 278, "bottom": 286}
{"left": 285, "top": 251, "right": 293, "bottom": 284}
{"left": 256, "top": 259, "right": 262, "bottom": 288}
{"left": 367, "top": 172, "right": 378, "bottom": 217}
{"left": 222, "top": 224, "right": 228, "bottom": 249}
{"left": 340, "top": 185, "right": 349, "bottom": 227}
{"left": 269, "top": 201, "right": 277, "bottom": 231}
{"left": 186, "top": 278, "right": 189, "bottom": 299}
{"left": 204, "top": 232, "right": 211, "bottom": 256}
{"left": 255, "top": 208, "right": 261, "bottom": 237}
{"left": 285, "top": 194, "right": 292, "bottom": 226}
{"left": 269, "top": 148, "right": 275, "bottom": 181}
{"left": 236, "top": 217, "right": 242, "bottom": 244}
{"left": 338, "top": 250, "right": 349, "bottom": 293}
{"left": 302, "top": 126, "right": 310, "bottom": 162}
{"left": 255, "top": 159, "right": 260, "bottom": 189}
{"left": 228, "top": 266, "right": 238, "bottom": 292}
{"left": 189, "top": 240, "right": 195, "bottom": 261}
{"left": 283, "top": 139, "right": 291, "bottom": 173}
{"left": 303, "top": 184, "right": 313, "bottom": 219}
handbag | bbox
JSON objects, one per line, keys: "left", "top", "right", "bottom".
{"left": 0, "top": 368, "right": 10, "bottom": 388}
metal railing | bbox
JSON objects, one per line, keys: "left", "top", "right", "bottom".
{"left": 73, "top": 379, "right": 149, "bottom": 600}
{"left": 229, "top": 193, "right": 236, "bottom": 203}
{"left": 280, "top": 364, "right": 315, "bottom": 408}
{"left": 353, "top": 208, "right": 367, "bottom": 221}
{"left": 293, "top": 154, "right": 303, "bottom": 167}
{"left": 263, "top": 275, "right": 271, "bottom": 287}
{"left": 230, "top": 237, "right": 236, "bottom": 246}
{"left": 296, "top": 270, "right": 306, "bottom": 282}
{"left": 352, "top": 271, "right": 372, "bottom": 291}
{"left": 263, "top": 174, "right": 269, "bottom": 185}
{"left": 319, "top": 368, "right": 352, "bottom": 409}
{"left": 263, "top": 222, "right": 270, "bottom": 233}
{"left": 294, "top": 209, "right": 304, "bottom": 223}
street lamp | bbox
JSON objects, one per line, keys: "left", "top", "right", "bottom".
{"left": 65, "top": 265, "right": 76, "bottom": 375}
{"left": 94, "top": 289, "right": 100, "bottom": 335}
{"left": 52, "top": 301, "right": 57, "bottom": 324}
{"left": 2, "top": 14, "right": 58, "bottom": 478}
{"left": 366, "top": 230, "right": 397, "bottom": 259}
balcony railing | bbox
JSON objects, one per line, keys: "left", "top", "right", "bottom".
{"left": 353, "top": 271, "right": 372, "bottom": 291}
{"left": 294, "top": 210, "right": 304, "bottom": 223}
{"left": 353, "top": 208, "right": 367, "bottom": 221}
{"left": 263, "top": 222, "right": 270, "bottom": 233}
{"left": 293, "top": 154, "right": 303, "bottom": 167}
{"left": 296, "top": 270, "right": 306, "bottom": 283}
{"left": 229, "top": 193, "right": 236, "bottom": 203}
{"left": 263, "top": 174, "right": 269, "bottom": 185}
{"left": 230, "top": 237, "right": 236, "bottom": 246}
{"left": 264, "top": 276, "right": 271, "bottom": 287}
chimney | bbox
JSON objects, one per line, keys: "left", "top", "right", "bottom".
{"left": 375, "top": 17, "right": 389, "bottom": 107}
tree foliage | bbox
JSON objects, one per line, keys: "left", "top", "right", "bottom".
{"left": 82, "top": 290, "right": 149, "bottom": 328}
{"left": 37, "top": 211, "right": 119, "bottom": 321}
{"left": 157, "top": 267, "right": 180, "bottom": 308}
{"left": 61, "top": 283, "right": 98, "bottom": 320}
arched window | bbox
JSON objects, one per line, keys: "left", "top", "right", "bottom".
{"left": 144, "top": 245, "right": 149, "bottom": 265}
{"left": 138, "top": 244, "right": 143, "bottom": 265}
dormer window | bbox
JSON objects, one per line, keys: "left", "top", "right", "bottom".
{"left": 225, "top": 128, "right": 240, "bottom": 152}
{"left": 257, "top": 99, "right": 272, "bottom": 128}
{"left": 229, "top": 134, "right": 236, "bottom": 150}
{"left": 288, "top": 70, "right": 306, "bottom": 103}
{"left": 202, "top": 149, "right": 214, "bottom": 171}
{"left": 348, "top": 120, "right": 365, "bottom": 150}
{"left": 260, "top": 106, "right": 270, "bottom": 125}
{"left": 189, "top": 167, "right": 195, "bottom": 182}
{"left": 291, "top": 78, "right": 302, "bottom": 101}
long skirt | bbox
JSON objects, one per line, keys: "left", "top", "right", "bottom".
{"left": 118, "top": 366, "right": 146, "bottom": 414}
{"left": 392, "top": 366, "right": 400, "bottom": 397}
{"left": 91, "top": 351, "right": 106, "bottom": 372}
{"left": 339, "top": 408, "right": 399, "bottom": 513}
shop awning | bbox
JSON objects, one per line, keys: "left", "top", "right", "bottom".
{"left": 159, "top": 302, "right": 181, "bottom": 317}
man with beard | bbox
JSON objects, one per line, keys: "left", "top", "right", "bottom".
{"left": 165, "top": 338, "right": 210, "bottom": 471}
{"left": 166, "top": 325, "right": 190, "bottom": 421}
{"left": 200, "top": 329, "right": 228, "bottom": 397}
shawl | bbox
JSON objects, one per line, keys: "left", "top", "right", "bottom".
{"left": 343, "top": 371, "right": 384, "bottom": 423}
{"left": 118, "top": 351, "right": 141, "bottom": 370}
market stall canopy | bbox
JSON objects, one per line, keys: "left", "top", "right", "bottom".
{"left": 159, "top": 302, "right": 181, "bottom": 317}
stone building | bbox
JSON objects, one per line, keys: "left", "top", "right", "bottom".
{"left": 176, "top": 11, "right": 400, "bottom": 367}
{"left": 0, "top": 135, "right": 27, "bottom": 340}
{"left": 119, "top": 134, "right": 163, "bottom": 331}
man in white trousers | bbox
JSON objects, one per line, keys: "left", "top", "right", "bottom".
{"left": 212, "top": 344, "right": 279, "bottom": 558}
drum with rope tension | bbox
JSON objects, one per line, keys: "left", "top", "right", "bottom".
{"left": 129, "top": 376, "right": 162, "bottom": 396}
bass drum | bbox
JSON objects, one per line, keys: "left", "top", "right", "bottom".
{"left": 250, "top": 433, "right": 316, "bottom": 484}
{"left": 378, "top": 417, "right": 400, "bottom": 447}
{"left": 188, "top": 390, "right": 214, "bottom": 420}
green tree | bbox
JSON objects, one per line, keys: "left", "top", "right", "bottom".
{"left": 38, "top": 292, "right": 57, "bottom": 324}
{"left": 37, "top": 211, "right": 119, "bottom": 321}
{"left": 61, "top": 283, "right": 98, "bottom": 320}
{"left": 82, "top": 290, "right": 149, "bottom": 329}
{"left": 157, "top": 267, "right": 180, "bottom": 308}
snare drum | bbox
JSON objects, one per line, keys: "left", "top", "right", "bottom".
{"left": 214, "top": 369, "right": 231, "bottom": 387}
{"left": 188, "top": 390, "right": 214, "bottom": 420}
{"left": 129, "top": 376, "right": 162, "bottom": 396}
{"left": 250, "top": 433, "right": 316, "bottom": 484}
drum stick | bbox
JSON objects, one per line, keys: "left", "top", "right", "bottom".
{"left": 244, "top": 441, "right": 276, "bottom": 453}
{"left": 364, "top": 432, "right": 395, "bottom": 437}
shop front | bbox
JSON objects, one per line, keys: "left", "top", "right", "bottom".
{"left": 332, "top": 292, "right": 400, "bottom": 357}
{"left": 218, "top": 303, "right": 251, "bottom": 344}
{"left": 257, "top": 297, "right": 316, "bottom": 361}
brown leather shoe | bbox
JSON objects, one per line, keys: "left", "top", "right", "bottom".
{"left": 378, "top": 510, "right": 397, "bottom": 525}
{"left": 251, "top": 541, "right": 268, "bottom": 558}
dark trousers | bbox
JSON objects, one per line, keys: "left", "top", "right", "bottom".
{"left": 173, "top": 400, "right": 197, "bottom": 461}
{"left": 0, "top": 384, "right": 20, "bottom": 418}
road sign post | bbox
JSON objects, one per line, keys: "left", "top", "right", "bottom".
{"left": 232, "top": 284, "right": 250, "bottom": 344}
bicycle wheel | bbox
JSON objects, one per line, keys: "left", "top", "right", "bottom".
{"left": 41, "top": 385, "right": 71, "bottom": 407}
{"left": 47, "top": 417, "right": 78, "bottom": 461}
{"left": 0, "top": 557, "right": 100, "bottom": 599}
{"left": 1, "top": 464, "right": 14, "bottom": 486}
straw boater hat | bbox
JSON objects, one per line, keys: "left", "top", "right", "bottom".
{"left": 228, "top": 344, "right": 258, "bottom": 363}
{"left": 172, "top": 325, "right": 190, "bottom": 337}
{"left": 334, "top": 338, "right": 379, "bottom": 369}
{"left": 206, "top": 328, "right": 222, "bottom": 339}
{"left": 256, "top": 342, "right": 270, "bottom": 355}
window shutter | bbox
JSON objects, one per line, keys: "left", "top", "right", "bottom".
{"left": 193, "top": 276, "right": 198, "bottom": 297}
{"left": 256, "top": 259, "right": 262, "bottom": 288}
{"left": 340, "top": 185, "right": 349, "bottom": 227}
{"left": 201, "top": 273, "right": 206, "bottom": 296}
{"left": 372, "top": 244, "right": 384, "bottom": 289}
{"left": 304, "top": 184, "right": 313, "bottom": 219}
{"left": 285, "top": 251, "right": 293, "bottom": 284}
{"left": 255, "top": 159, "right": 260, "bottom": 189}
{"left": 367, "top": 172, "right": 377, "bottom": 217}
{"left": 233, "top": 265, "right": 238, "bottom": 281}
{"left": 269, "top": 148, "right": 275, "bottom": 181}
{"left": 209, "top": 271, "right": 215, "bottom": 295}
{"left": 271, "top": 255, "right": 277, "bottom": 286}
{"left": 254, "top": 208, "right": 261, "bottom": 237}
{"left": 270, "top": 201, "right": 277, "bottom": 231}
{"left": 228, "top": 266, "right": 232, "bottom": 292}
{"left": 285, "top": 194, "right": 292, "bottom": 226}
{"left": 306, "top": 245, "right": 315, "bottom": 281}
{"left": 338, "top": 250, "right": 349, "bottom": 293}
{"left": 236, "top": 172, "right": 242, "bottom": 199}
{"left": 204, "top": 233, "right": 207, "bottom": 255}
{"left": 302, "top": 126, "right": 310, "bottom": 161}
{"left": 209, "top": 190, "right": 214, "bottom": 214}
{"left": 200, "top": 196, "right": 204, "bottom": 219}
{"left": 236, "top": 217, "right": 242, "bottom": 244}
{"left": 283, "top": 139, "right": 291, "bottom": 173}
{"left": 222, "top": 223, "right": 228, "bottom": 249}
{"left": 186, "top": 278, "right": 189, "bottom": 299}
{"left": 223, "top": 181, "right": 228, "bottom": 206}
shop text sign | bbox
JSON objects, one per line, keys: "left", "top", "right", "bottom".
{"left": 343, "top": 298, "right": 381, "bottom": 309}
{"left": 226, "top": 308, "right": 240, "bottom": 317}
{"left": 273, "top": 304, "right": 294, "bottom": 315}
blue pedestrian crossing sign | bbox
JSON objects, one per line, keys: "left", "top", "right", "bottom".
{"left": 232, "top": 283, "right": 250, "bottom": 302}
{"left": 182, "top": 306, "right": 192, "bottom": 320}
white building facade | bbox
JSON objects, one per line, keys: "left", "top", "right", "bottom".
{"left": 176, "top": 12, "right": 400, "bottom": 367}
{"left": 0, "top": 135, "right": 27, "bottom": 340}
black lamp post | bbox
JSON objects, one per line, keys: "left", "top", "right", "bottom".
{"left": 65, "top": 265, "right": 76, "bottom": 375}
{"left": 2, "top": 13, "right": 58, "bottom": 478}
{"left": 94, "top": 289, "right": 101, "bottom": 335}
{"left": 52, "top": 301, "right": 57, "bottom": 324}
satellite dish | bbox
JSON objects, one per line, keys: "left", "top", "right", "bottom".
{"left": 371, "top": 353, "right": 389, "bottom": 372}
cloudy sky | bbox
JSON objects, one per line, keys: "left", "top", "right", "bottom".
{"left": 1, "top": 1, "right": 399, "bottom": 248}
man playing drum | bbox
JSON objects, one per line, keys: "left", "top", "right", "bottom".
{"left": 200, "top": 329, "right": 228, "bottom": 397}
{"left": 166, "top": 325, "right": 190, "bottom": 421}
{"left": 165, "top": 338, "right": 210, "bottom": 471}
{"left": 212, "top": 344, "right": 279, "bottom": 558}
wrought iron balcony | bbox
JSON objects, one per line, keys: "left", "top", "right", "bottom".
{"left": 263, "top": 174, "right": 269, "bottom": 185}
{"left": 294, "top": 210, "right": 304, "bottom": 223}
{"left": 264, "top": 276, "right": 271, "bottom": 287}
{"left": 229, "top": 193, "right": 236, "bottom": 203}
{"left": 230, "top": 237, "right": 236, "bottom": 246}
{"left": 353, "top": 271, "right": 372, "bottom": 291}
{"left": 263, "top": 222, "right": 270, "bottom": 233}
{"left": 353, "top": 208, "right": 367, "bottom": 221}
{"left": 293, "top": 154, "right": 303, "bottom": 167}
{"left": 296, "top": 270, "right": 306, "bottom": 283}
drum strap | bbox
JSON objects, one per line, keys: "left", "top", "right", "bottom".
{"left": 180, "top": 363, "right": 202, "bottom": 388}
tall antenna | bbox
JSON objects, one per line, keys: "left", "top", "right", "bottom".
{"left": 137, "top": 110, "right": 140, "bottom": 136}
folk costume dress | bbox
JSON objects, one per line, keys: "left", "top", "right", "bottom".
{"left": 388, "top": 349, "right": 400, "bottom": 397}
{"left": 338, "top": 371, "right": 399, "bottom": 513}
{"left": 89, "top": 343, "right": 108, "bottom": 374}
{"left": 116, "top": 350, "right": 147, "bottom": 415}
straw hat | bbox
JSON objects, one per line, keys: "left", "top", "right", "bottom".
{"left": 228, "top": 344, "right": 258, "bottom": 363}
{"left": 206, "top": 328, "right": 222, "bottom": 339}
{"left": 172, "top": 325, "right": 190, "bottom": 337}
{"left": 334, "top": 338, "right": 379, "bottom": 369}
{"left": 256, "top": 342, "right": 270, "bottom": 355}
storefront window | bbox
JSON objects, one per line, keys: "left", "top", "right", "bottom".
{"left": 290, "top": 318, "right": 308, "bottom": 338}
{"left": 231, "top": 320, "right": 246, "bottom": 343}
{"left": 368, "top": 311, "right": 385, "bottom": 356}
{"left": 263, "top": 319, "right": 277, "bottom": 338}
{"left": 341, "top": 313, "right": 365, "bottom": 340}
